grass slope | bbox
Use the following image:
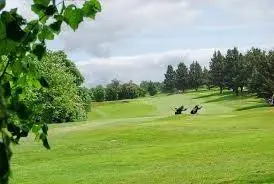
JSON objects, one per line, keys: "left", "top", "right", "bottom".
{"left": 11, "top": 90, "right": 274, "bottom": 184}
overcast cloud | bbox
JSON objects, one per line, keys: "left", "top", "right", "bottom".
{"left": 5, "top": 0, "right": 274, "bottom": 86}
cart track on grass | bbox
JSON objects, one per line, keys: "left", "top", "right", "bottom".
{"left": 50, "top": 115, "right": 169, "bottom": 134}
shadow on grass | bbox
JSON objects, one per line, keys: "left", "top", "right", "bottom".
{"left": 193, "top": 91, "right": 232, "bottom": 99}
{"left": 218, "top": 173, "right": 274, "bottom": 184}
{"left": 204, "top": 92, "right": 254, "bottom": 104}
{"left": 236, "top": 103, "right": 270, "bottom": 111}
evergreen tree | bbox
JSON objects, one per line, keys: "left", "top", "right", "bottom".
{"left": 202, "top": 67, "right": 211, "bottom": 90}
{"left": 163, "top": 65, "right": 176, "bottom": 93}
{"left": 175, "top": 62, "right": 188, "bottom": 92}
{"left": 188, "top": 61, "right": 203, "bottom": 91}
{"left": 224, "top": 47, "right": 241, "bottom": 95}
{"left": 209, "top": 50, "right": 225, "bottom": 93}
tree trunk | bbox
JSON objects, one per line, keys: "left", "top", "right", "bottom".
{"left": 235, "top": 88, "right": 239, "bottom": 96}
{"left": 240, "top": 86, "right": 243, "bottom": 93}
{"left": 220, "top": 86, "right": 223, "bottom": 94}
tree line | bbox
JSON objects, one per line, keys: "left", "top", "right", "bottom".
{"left": 90, "top": 80, "right": 162, "bottom": 102}
{"left": 163, "top": 47, "right": 274, "bottom": 98}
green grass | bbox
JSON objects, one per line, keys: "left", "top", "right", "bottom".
{"left": 10, "top": 89, "right": 274, "bottom": 184}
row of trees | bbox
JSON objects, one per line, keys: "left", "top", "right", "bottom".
{"left": 163, "top": 47, "right": 274, "bottom": 98}
{"left": 90, "top": 80, "right": 160, "bottom": 102}
{"left": 210, "top": 47, "right": 273, "bottom": 97}
{"left": 163, "top": 61, "right": 207, "bottom": 93}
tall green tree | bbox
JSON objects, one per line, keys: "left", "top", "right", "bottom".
{"left": 118, "top": 81, "right": 139, "bottom": 100}
{"left": 202, "top": 67, "right": 211, "bottom": 90}
{"left": 175, "top": 62, "right": 188, "bottom": 92}
{"left": 209, "top": 50, "right": 225, "bottom": 93}
{"left": 147, "top": 81, "right": 157, "bottom": 96}
{"left": 163, "top": 65, "right": 176, "bottom": 93}
{"left": 25, "top": 52, "right": 89, "bottom": 123}
{"left": 0, "top": 0, "right": 101, "bottom": 182}
{"left": 224, "top": 47, "right": 241, "bottom": 95}
{"left": 92, "top": 85, "right": 105, "bottom": 102}
{"left": 105, "top": 79, "right": 120, "bottom": 101}
{"left": 188, "top": 61, "right": 203, "bottom": 91}
{"left": 245, "top": 48, "right": 269, "bottom": 97}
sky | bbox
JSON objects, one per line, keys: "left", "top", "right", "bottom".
{"left": 4, "top": 0, "right": 274, "bottom": 86}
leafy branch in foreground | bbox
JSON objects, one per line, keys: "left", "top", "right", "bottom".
{"left": 0, "top": 0, "right": 101, "bottom": 183}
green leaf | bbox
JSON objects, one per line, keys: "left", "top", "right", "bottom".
{"left": 31, "top": 4, "right": 46, "bottom": 17}
{"left": 33, "top": 0, "right": 50, "bottom": 6}
{"left": 3, "top": 82, "right": 11, "bottom": 97}
{"left": 0, "top": 19, "right": 6, "bottom": 40}
{"left": 42, "top": 137, "right": 50, "bottom": 149}
{"left": 64, "top": 5, "right": 84, "bottom": 31}
{"left": 39, "top": 76, "right": 49, "bottom": 88}
{"left": 49, "top": 20, "right": 62, "bottom": 34}
{"left": 32, "top": 124, "right": 41, "bottom": 133}
{"left": 32, "top": 43, "right": 46, "bottom": 60}
{"left": 12, "top": 101, "right": 29, "bottom": 119}
{"left": 6, "top": 20, "right": 26, "bottom": 41}
{"left": 15, "top": 87, "right": 23, "bottom": 95}
{"left": 44, "top": 5, "right": 57, "bottom": 16}
{"left": 0, "top": 0, "right": 6, "bottom": 11}
{"left": 38, "top": 25, "right": 54, "bottom": 41}
{"left": 39, "top": 133, "right": 50, "bottom": 149}
{"left": 82, "top": 0, "right": 101, "bottom": 19}
{"left": 41, "top": 124, "right": 48, "bottom": 135}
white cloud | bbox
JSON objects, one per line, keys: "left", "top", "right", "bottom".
{"left": 3, "top": 0, "right": 274, "bottom": 86}
{"left": 77, "top": 48, "right": 216, "bottom": 87}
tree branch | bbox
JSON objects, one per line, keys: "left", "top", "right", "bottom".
{"left": 0, "top": 58, "right": 11, "bottom": 81}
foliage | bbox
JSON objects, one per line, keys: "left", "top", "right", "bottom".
{"left": 209, "top": 50, "right": 225, "bottom": 93}
{"left": 163, "top": 65, "right": 176, "bottom": 93}
{"left": 105, "top": 79, "right": 119, "bottom": 101}
{"left": 202, "top": 67, "right": 211, "bottom": 89}
{"left": 188, "top": 61, "right": 203, "bottom": 91}
{"left": 118, "top": 81, "right": 139, "bottom": 100}
{"left": 224, "top": 47, "right": 242, "bottom": 95}
{"left": 175, "top": 62, "right": 188, "bottom": 92}
{"left": 92, "top": 85, "right": 105, "bottom": 102}
{"left": 147, "top": 81, "right": 157, "bottom": 96}
{"left": 0, "top": 0, "right": 101, "bottom": 182}
{"left": 24, "top": 52, "right": 89, "bottom": 123}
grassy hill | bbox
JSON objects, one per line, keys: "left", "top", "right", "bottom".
{"left": 11, "top": 89, "right": 274, "bottom": 184}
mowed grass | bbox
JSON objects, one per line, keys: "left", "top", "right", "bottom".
{"left": 10, "top": 90, "right": 274, "bottom": 184}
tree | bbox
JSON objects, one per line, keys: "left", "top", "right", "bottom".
{"left": 53, "top": 51, "right": 85, "bottom": 86}
{"left": 0, "top": 0, "right": 101, "bottom": 182}
{"left": 93, "top": 85, "right": 105, "bottom": 102}
{"left": 163, "top": 65, "right": 176, "bottom": 93}
{"left": 147, "top": 81, "right": 157, "bottom": 96}
{"left": 105, "top": 79, "right": 120, "bottom": 101}
{"left": 118, "top": 81, "right": 139, "bottom": 100}
{"left": 245, "top": 48, "right": 270, "bottom": 97}
{"left": 246, "top": 49, "right": 274, "bottom": 98}
{"left": 188, "top": 61, "right": 203, "bottom": 91}
{"left": 202, "top": 67, "right": 211, "bottom": 90}
{"left": 140, "top": 81, "right": 149, "bottom": 92}
{"left": 175, "top": 62, "right": 188, "bottom": 92}
{"left": 137, "top": 87, "right": 146, "bottom": 97}
{"left": 25, "top": 52, "right": 89, "bottom": 123}
{"left": 224, "top": 47, "right": 242, "bottom": 95}
{"left": 209, "top": 50, "right": 225, "bottom": 93}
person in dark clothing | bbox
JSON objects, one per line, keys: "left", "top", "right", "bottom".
{"left": 174, "top": 105, "right": 188, "bottom": 115}
{"left": 190, "top": 105, "right": 202, "bottom": 114}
